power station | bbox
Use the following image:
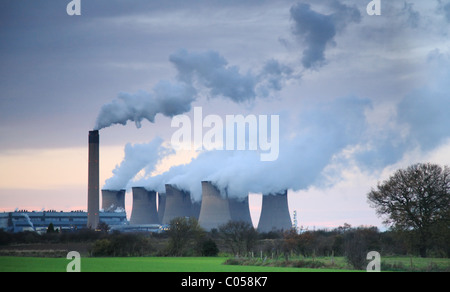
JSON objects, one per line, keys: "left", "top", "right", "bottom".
{"left": 84, "top": 130, "right": 293, "bottom": 232}
{"left": 130, "top": 187, "right": 160, "bottom": 225}
{"left": 198, "top": 181, "right": 232, "bottom": 231}
{"left": 162, "top": 184, "right": 195, "bottom": 225}
{"left": 102, "top": 189, "right": 126, "bottom": 212}
{"left": 257, "top": 190, "right": 293, "bottom": 233}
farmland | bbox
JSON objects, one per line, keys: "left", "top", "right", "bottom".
{"left": 1, "top": 256, "right": 448, "bottom": 272}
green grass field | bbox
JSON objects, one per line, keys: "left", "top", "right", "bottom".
{"left": 0, "top": 256, "right": 355, "bottom": 272}
{"left": 1, "top": 256, "right": 448, "bottom": 272}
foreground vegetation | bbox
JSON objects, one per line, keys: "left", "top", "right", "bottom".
{"left": 224, "top": 255, "right": 450, "bottom": 272}
{"left": 1, "top": 255, "right": 448, "bottom": 272}
{"left": 1, "top": 221, "right": 449, "bottom": 272}
{"left": 0, "top": 256, "right": 354, "bottom": 272}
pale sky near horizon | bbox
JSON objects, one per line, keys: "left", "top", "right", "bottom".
{"left": 1, "top": 0, "right": 450, "bottom": 230}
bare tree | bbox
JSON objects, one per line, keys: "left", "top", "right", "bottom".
{"left": 218, "top": 221, "right": 258, "bottom": 257}
{"left": 367, "top": 163, "right": 450, "bottom": 257}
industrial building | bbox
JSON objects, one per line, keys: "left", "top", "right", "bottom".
{"left": 198, "top": 181, "right": 232, "bottom": 231}
{"left": 0, "top": 210, "right": 127, "bottom": 234}
{"left": 13, "top": 130, "right": 293, "bottom": 234}
{"left": 1, "top": 130, "right": 294, "bottom": 234}
{"left": 162, "top": 184, "right": 196, "bottom": 225}
{"left": 129, "top": 187, "right": 160, "bottom": 225}
{"left": 257, "top": 190, "right": 293, "bottom": 233}
{"left": 102, "top": 189, "right": 126, "bottom": 212}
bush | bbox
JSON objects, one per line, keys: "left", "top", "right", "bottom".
{"left": 200, "top": 239, "right": 219, "bottom": 257}
{"left": 90, "top": 233, "right": 154, "bottom": 257}
{"left": 90, "top": 239, "right": 113, "bottom": 257}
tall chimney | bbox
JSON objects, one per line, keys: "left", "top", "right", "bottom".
{"left": 87, "top": 130, "right": 100, "bottom": 229}
{"left": 257, "top": 190, "right": 292, "bottom": 233}
{"left": 198, "top": 181, "right": 232, "bottom": 231}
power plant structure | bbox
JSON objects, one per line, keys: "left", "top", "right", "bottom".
{"left": 85, "top": 129, "right": 293, "bottom": 232}
{"left": 130, "top": 187, "right": 160, "bottom": 225}
{"left": 257, "top": 190, "right": 292, "bottom": 233}
{"left": 102, "top": 189, "right": 126, "bottom": 212}
{"left": 198, "top": 181, "right": 232, "bottom": 231}
{"left": 162, "top": 184, "right": 195, "bottom": 225}
{"left": 157, "top": 192, "right": 166, "bottom": 224}
{"left": 87, "top": 130, "right": 100, "bottom": 229}
{"left": 228, "top": 196, "right": 253, "bottom": 226}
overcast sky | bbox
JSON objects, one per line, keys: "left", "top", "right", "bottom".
{"left": 1, "top": 0, "right": 449, "bottom": 229}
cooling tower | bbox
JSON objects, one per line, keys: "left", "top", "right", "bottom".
{"left": 157, "top": 192, "right": 166, "bottom": 223}
{"left": 87, "top": 130, "right": 100, "bottom": 229}
{"left": 257, "top": 190, "right": 292, "bottom": 233}
{"left": 228, "top": 196, "right": 253, "bottom": 226}
{"left": 162, "top": 184, "right": 193, "bottom": 225}
{"left": 130, "top": 187, "right": 159, "bottom": 225}
{"left": 191, "top": 201, "right": 201, "bottom": 220}
{"left": 102, "top": 189, "right": 126, "bottom": 212}
{"left": 198, "top": 181, "right": 232, "bottom": 231}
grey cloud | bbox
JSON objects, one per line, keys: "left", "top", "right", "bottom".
{"left": 290, "top": 1, "right": 361, "bottom": 69}
{"left": 169, "top": 49, "right": 258, "bottom": 103}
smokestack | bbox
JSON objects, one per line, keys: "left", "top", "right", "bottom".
{"left": 102, "top": 189, "right": 126, "bottom": 212}
{"left": 162, "top": 184, "right": 193, "bottom": 225}
{"left": 257, "top": 190, "right": 292, "bottom": 233}
{"left": 130, "top": 187, "right": 160, "bottom": 225}
{"left": 198, "top": 181, "right": 232, "bottom": 231}
{"left": 87, "top": 130, "right": 100, "bottom": 229}
{"left": 228, "top": 196, "right": 253, "bottom": 226}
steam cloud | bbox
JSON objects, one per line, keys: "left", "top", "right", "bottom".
{"left": 94, "top": 49, "right": 294, "bottom": 130}
{"left": 103, "top": 137, "right": 173, "bottom": 190}
{"left": 131, "top": 96, "right": 372, "bottom": 201}
{"left": 98, "top": 1, "right": 450, "bottom": 201}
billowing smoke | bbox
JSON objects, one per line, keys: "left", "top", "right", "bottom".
{"left": 290, "top": 1, "right": 361, "bottom": 69}
{"left": 94, "top": 49, "right": 294, "bottom": 130}
{"left": 99, "top": 1, "right": 450, "bottom": 202}
{"left": 94, "top": 82, "right": 197, "bottom": 130}
{"left": 103, "top": 137, "right": 173, "bottom": 190}
{"left": 132, "top": 96, "right": 372, "bottom": 201}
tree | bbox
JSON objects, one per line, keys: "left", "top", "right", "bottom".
{"left": 218, "top": 221, "right": 258, "bottom": 256}
{"left": 47, "top": 223, "right": 57, "bottom": 234}
{"left": 167, "top": 217, "right": 205, "bottom": 256}
{"left": 367, "top": 163, "right": 450, "bottom": 257}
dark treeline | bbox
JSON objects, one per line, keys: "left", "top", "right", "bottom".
{"left": 1, "top": 219, "right": 449, "bottom": 261}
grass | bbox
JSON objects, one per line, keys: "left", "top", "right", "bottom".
{"left": 223, "top": 255, "right": 450, "bottom": 272}
{"left": 0, "top": 256, "right": 355, "bottom": 272}
{"left": 1, "top": 256, "right": 448, "bottom": 272}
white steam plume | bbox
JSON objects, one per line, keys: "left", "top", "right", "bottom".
{"left": 94, "top": 49, "right": 294, "bottom": 130}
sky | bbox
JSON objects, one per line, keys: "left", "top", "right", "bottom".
{"left": 1, "top": 0, "right": 449, "bottom": 230}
